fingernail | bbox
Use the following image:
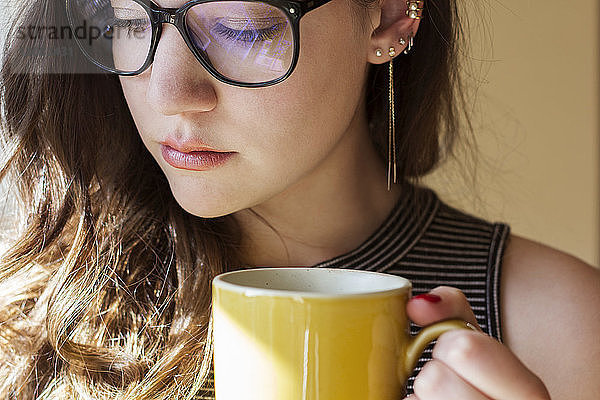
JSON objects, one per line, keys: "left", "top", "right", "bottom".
{"left": 412, "top": 293, "right": 442, "bottom": 303}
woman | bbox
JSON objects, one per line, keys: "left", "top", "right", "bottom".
{"left": 0, "top": 0, "right": 598, "bottom": 398}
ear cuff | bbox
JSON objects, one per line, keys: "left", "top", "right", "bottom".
{"left": 406, "top": 1, "right": 424, "bottom": 19}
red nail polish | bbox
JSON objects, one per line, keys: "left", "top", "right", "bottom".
{"left": 413, "top": 293, "right": 442, "bottom": 303}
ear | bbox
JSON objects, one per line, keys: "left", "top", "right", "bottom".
{"left": 367, "top": 0, "right": 424, "bottom": 64}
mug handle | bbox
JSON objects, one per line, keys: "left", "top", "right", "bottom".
{"left": 402, "top": 319, "right": 478, "bottom": 378}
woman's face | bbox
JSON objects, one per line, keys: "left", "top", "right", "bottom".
{"left": 120, "top": 0, "right": 379, "bottom": 217}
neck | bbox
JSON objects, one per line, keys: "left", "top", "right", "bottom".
{"left": 233, "top": 105, "right": 403, "bottom": 267}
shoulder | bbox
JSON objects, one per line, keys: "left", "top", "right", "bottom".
{"left": 500, "top": 234, "right": 600, "bottom": 399}
{"left": 501, "top": 235, "right": 600, "bottom": 322}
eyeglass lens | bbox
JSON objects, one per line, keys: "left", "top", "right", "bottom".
{"left": 68, "top": 0, "right": 295, "bottom": 84}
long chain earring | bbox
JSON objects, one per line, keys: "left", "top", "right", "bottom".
{"left": 387, "top": 47, "right": 397, "bottom": 191}
{"left": 384, "top": 1, "right": 422, "bottom": 189}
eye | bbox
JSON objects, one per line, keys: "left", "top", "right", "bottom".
{"left": 111, "top": 18, "right": 151, "bottom": 33}
{"left": 211, "top": 20, "right": 286, "bottom": 45}
{"left": 106, "top": 17, "right": 152, "bottom": 40}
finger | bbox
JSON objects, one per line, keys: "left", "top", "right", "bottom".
{"left": 413, "top": 359, "right": 491, "bottom": 400}
{"left": 403, "top": 395, "right": 419, "bottom": 400}
{"left": 406, "top": 286, "right": 481, "bottom": 329}
{"left": 434, "top": 329, "right": 550, "bottom": 400}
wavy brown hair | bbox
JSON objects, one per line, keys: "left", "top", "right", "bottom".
{"left": 0, "top": 0, "right": 467, "bottom": 398}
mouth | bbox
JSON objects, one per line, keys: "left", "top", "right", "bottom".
{"left": 160, "top": 144, "right": 235, "bottom": 171}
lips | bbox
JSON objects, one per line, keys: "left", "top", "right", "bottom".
{"left": 160, "top": 144, "right": 235, "bottom": 171}
{"left": 159, "top": 137, "right": 235, "bottom": 171}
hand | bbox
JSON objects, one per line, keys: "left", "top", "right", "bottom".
{"left": 404, "top": 286, "right": 551, "bottom": 400}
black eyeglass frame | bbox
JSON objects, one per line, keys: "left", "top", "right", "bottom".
{"left": 65, "top": 0, "right": 334, "bottom": 87}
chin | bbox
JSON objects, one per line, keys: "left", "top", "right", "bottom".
{"left": 176, "top": 198, "right": 236, "bottom": 218}
{"left": 163, "top": 167, "right": 288, "bottom": 219}
{"left": 163, "top": 178, "right": 235, "bottom": 218}
{"left": 169, "top": 189, "right": 236, "bottom": 218}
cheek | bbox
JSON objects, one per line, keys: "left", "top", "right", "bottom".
{"left": 119, "top": 76, "right": 150, "bottom": 140}
{"left": 119, "top": 77, "right": 137, "bottom": 112}
{"left": 246, "top": 9, "right": 369, "bottom": 161}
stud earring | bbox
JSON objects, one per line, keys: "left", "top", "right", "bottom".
{"left": 375, "top": 48, "right": 383, "bottom": 57}
{"left": 399, "top": 38, "right": 406, "bottom": 46}
{"left": 406, "top": 1, "right": 424, "bottom": 19}
{"left": 388, "top": 47, "right": 396, "bottom": 57}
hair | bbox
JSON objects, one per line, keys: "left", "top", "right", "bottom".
{"left": 0, "top": 0, "right": 468, "bottom": 398}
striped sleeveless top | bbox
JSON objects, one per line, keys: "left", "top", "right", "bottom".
{"left": 195, "top": 184, "right": 511, "bottom": 398}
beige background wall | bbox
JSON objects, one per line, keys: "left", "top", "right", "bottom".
{"left": 426, "top": 0, "right": 599, "bottom": 266}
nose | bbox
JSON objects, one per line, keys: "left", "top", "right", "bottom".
{"left": 145, "top": 25, "right": 217, "bottom": 116}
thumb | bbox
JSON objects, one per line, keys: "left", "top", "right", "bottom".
{"left": 406, "top": 286, "right": 481, "bottom": 329}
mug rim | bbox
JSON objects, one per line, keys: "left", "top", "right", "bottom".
{"left": 212, "top": 267, "right": 411, "bottom": 298}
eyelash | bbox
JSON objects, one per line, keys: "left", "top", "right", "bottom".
{"left": 211, "top": 22, "right": 285, "bottom": 44}
{"left": 111, "top": 18, "right": 151, "bottom": 34}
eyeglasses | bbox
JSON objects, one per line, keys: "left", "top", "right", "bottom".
{"left": 65, "top": 0, "right": 333, "bottom": 87}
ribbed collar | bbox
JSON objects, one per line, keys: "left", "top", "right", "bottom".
{"left": 313, "top": 183, "right": 439, "bottom": 271}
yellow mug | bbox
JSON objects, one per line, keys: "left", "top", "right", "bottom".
{"left": 212, "top": 267, "right": 472, "bottom": 399}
